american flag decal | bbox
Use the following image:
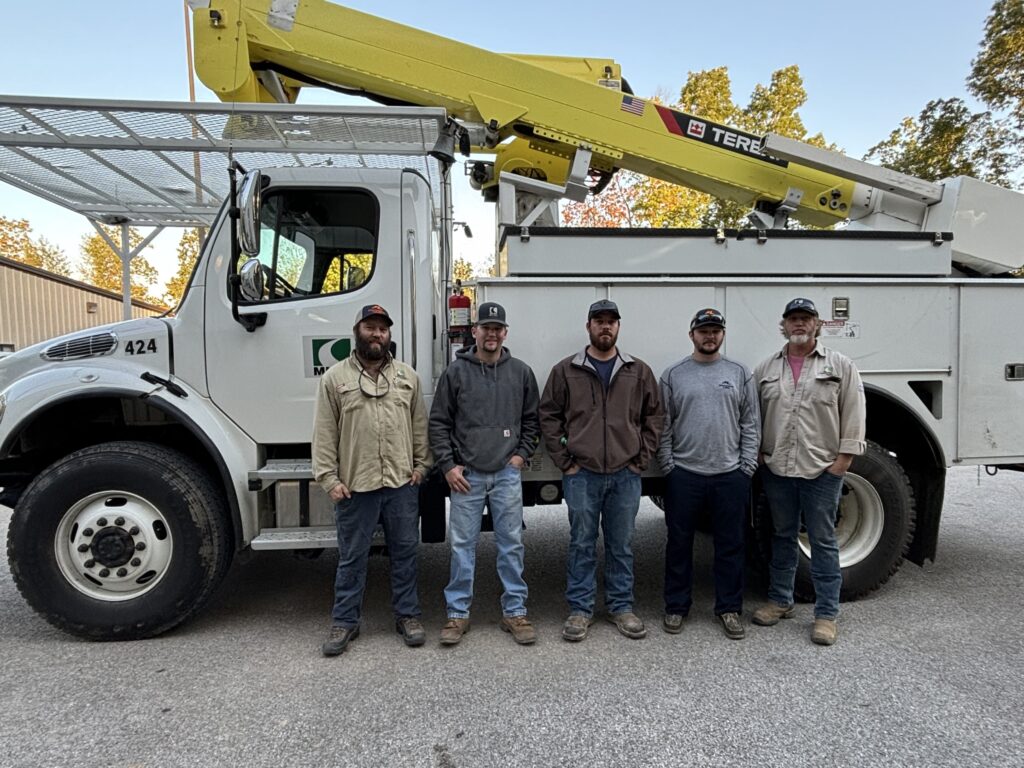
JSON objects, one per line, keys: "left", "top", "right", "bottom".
{"left": 620, "top": 95, "right": 645, "bottom": 116}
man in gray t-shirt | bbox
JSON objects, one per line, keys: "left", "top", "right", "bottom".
{"left": 657, "top": 308, "right": 760, "bottom": 640}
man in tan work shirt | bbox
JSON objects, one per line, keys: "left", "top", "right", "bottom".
{"left": 751, "top": 297, "right": 865, "bottom": 646}
{"left": 312, "top": 304, "right": 432, "bottom": 657}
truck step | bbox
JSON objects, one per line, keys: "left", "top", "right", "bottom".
{"left": 250, "top": 526, "right": 336, "bottom": 550}
{"left": 248, "top": 459, "right": 314, "bottom": 490}
{"left": 250, "top": 525, "right": 388, "bottom": 550}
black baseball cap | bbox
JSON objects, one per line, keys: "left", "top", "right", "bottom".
{"left": 588, "top": 299, "right": 621, "bottom": 319}
{"left": 782, "top": 298, "right": 818, "bottom": 317}
{"left": 476, "top": 302, "right": 508, "bottom": 327}
{"left": 354, "top": 303, "right": 393, "bottom": 326}
{"left": 690, "top": 307, "right": 725, "bottom": 330}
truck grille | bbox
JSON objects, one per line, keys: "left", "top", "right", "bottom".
{"left": 43, "top": 332, "right": 118, "bottom": 361}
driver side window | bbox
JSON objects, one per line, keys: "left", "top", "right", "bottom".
{"left": 237, "top": 187, "right": 379, "bottom": 302}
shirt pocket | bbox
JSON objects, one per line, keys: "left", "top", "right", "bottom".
{"left": 813, "top": 375, "right": 841, "bottom": 405}
{"left": 758, "top": 373, "right": 782, "bottom": 402}
{"left": 392, "top": 376, "right": 417, "bottom": 408}
{"left": 335, "top": 381, "right": 362, "bottom": 413}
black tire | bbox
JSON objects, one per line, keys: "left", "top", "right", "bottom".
{"left": 752, "top": 441, "right": 915, "bottom": 602}
{"left": 7, "top": 441, "right": 232, "bottom": 640}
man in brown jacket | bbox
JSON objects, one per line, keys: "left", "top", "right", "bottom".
{"left": 539, "top": 299, "right": 663, "bottom": 642}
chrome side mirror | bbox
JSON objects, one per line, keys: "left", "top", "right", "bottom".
{"left": 238, "top": 170, "right": 262, "bottom": 256}
{"left": 238, "top": 258, "right": 265, "bottom": 302}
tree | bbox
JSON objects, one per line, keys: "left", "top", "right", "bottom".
{"left": 864, "top": 98, "right": 1020, "bottom": 186}
{"left": 163, "top": 228, "right": 202, "bottom": 307}
{"left": 452, "top": 257, "right": 477, "bottom": 304}
{"left": 563, "top": 66, "right": 833, "bottom": 229}
{"left": 968, "top": 0, "right": 1024, "bottom": 131}
{"left": 0, "top": 216, "right": 72, "bottom": 275}
{"left": 79, "top": 226, "right": 162, "bottom": 305}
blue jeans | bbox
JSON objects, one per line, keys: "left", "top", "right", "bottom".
{"left": 331, "top": 484, "right": 420, "bottom": 628}
{"left": 761, "top": 468, "right": 844, "bottom": 619}
{"left": 563, "top": 467, "right": 642, "bottom": 616}
{"left": 445, "top": 464, "right": 528, "bottom": 618}
{"left": 664, "top": 466, "right": 750, "bottom": 616}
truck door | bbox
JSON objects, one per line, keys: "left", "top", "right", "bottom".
{"left": 205, "top": 182, "right": 404, "bottom": 444}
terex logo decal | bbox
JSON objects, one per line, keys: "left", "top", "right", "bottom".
{"left": 656, "top": 105, "right": 788, "bottom": 167}
{"left": 304, "top": 336, "right": 352, "bottom": 378}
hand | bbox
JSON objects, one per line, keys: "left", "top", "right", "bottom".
{"left": 409, "top": 470, "right": 423, "bottom": 486}
{"left": 329, "top": 482, "right": 351, "bottom": 501}
{"left": 758, "top": 452, "right": 766, "bottom": 466}
{"left": 508, "top": 455, "right": 526, "bottom": 470}
{"left": 563, "top": 464, "right": 581, "bottom": 476}
{"left": 826, "top": 453, "right": 854, "bottom": 477}
{"left": 445, "top": 465, "right": 471, "bottom": 494}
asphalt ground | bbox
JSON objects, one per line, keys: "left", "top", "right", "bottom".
{"left": 1, "top": 466, "right": 1023, "bottom": 768}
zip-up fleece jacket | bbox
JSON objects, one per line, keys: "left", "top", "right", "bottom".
{"left": 539, "top": 348, "right": 664, "bottom": 474}
{"left": 429, "top": 345, "right": 540, "bottom": 475}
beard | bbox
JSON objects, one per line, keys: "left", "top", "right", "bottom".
{"left": 588, "top": 327, "right": 618, "bottom": 353}
{"left": 787, "top": 332, "right": 812, "bottom": 345}
{"left": 356, "top": 333, "right": 388, "bottom": 360}
{"left": 696, "top": 337, "right": 723, "bottom": 355}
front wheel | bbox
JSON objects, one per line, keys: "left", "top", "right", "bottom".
{"left": 7, "top": 441, "right": 232, "bottom": 639}
{"left": 753, "top": 441, "right": 916, "bottom": 601}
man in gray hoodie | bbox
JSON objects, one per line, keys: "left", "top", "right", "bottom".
{"left": 429, "top": 302, "right": 541, "bottom": 645}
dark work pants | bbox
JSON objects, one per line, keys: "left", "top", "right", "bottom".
{"left": 664, "top": 466, "right": 750, "bottom": 616}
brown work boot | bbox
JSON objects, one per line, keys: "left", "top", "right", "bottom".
{"left": 440, "top": 618, "right": 470, "bottom": 646}
{"left": 812, "top": 618, "right": 838, "bottom": 646}
{"left": 561, "top": 614, "right": 594, "bottom": 642}
{"left": 607, "top": 611, "right": 647, "bottom": 639}
{"left": 500, "top": 615, "right": 537, "bottom": 645}
{"left": 751, "top": 602, "right": 796, "bottom": 626}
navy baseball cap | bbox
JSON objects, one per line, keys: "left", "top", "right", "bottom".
{"left": 354, "top": 303, "right": 393, "bottom": 326}
{"left": 476, "top": 302, "right": 508, "bottom": 327}
{"left": 690, "top": 307, "right": 725, "bottom": 330}
{"left": 783, "top": 298, "right": 818, "bottom": 317}
{"left": 588, "top": 299, "right": 621, "bottom": 319}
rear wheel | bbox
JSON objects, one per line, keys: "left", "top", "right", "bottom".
{"left": 7, "top": 441, "right": 232, "bottom": 639}
{"left": 752, "top": 441, "right": 915, "bottom": 601}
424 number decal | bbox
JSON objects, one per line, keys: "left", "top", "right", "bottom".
{"left": 125, "top": 338, "right": 158, "bottom": 355}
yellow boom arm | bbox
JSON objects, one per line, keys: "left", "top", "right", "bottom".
{"left": 193, "top": 0, "right": 858, "bottom": 226}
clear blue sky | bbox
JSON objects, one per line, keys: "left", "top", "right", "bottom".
{"left": 0, "top": 1, "right": 994, "bottom": 280}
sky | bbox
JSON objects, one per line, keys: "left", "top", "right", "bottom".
{"left": 0, "top": 0, "right": 995, "bottom": 286}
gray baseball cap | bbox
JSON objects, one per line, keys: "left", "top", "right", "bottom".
{"left": 588, "top": 299, "right": 621, "bottom": 319}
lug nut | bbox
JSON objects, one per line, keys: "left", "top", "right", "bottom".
{"left": 77, "top": 544, "right": 90, "bottom": 553}
{"left": 84, "top": 559, "right": 96, "bottom": 568}
{"left": 97, "top": 518, "right": 108, "bottom": 527}
{"left": 99, "top": 568, "right": 110, "bottom": 577}
{"left": 116, "top": 568, "right": 127, "bottom": 577}
{"left": 135, "top": 542, "right": 146, "bottom": 551}
{"left": 128, "top": 526, "right": 140, "bottom": 536}
{"left": 83, "top": 528, "right": 94, "bottom": 537}
{"left": 130, "top": 558, "right": 141, "bottom": 567}
{"left": 115, "top": 517, "right": 125, "bottom": 526}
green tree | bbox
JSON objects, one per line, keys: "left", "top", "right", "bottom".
{"left": 79, "top": 226, "right": 162, "bottom": 305}
{"left": 163, "top": 228, "right": 202, "bottom": 307}
{"left": 0, "top": 216, "right": 72, "bottom": 275}
{"left": 864, "top": 98, "right": 1020, "bottom": 186}
{"left": 968, "top": 0, "right": 1024, "bottom": 130}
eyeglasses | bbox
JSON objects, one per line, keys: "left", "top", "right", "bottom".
{"left": 357, "top": 365, "right": 391, "bottom": 398}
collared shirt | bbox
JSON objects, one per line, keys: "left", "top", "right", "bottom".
{"left": 754, "top": 341, "right": 866, "bottom": 479}
{"left": 312, "top": 355, "right": 432, "bottom": 494}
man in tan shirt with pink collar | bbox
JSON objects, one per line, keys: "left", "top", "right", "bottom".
{"left": 752, "top": 297, "right": 865, "bottom": 646}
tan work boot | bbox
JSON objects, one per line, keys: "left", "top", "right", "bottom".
{"left": 812, "top": 618, "right": 838, "bottom": 646}
{"left": 500, "top": 615, "right": 537, "bottom": 645}
{"left": 440, "top": 617, "right": 470, "bottom": 645}
{"left": 751, "top": 602, "right": 796, "bottom": 626}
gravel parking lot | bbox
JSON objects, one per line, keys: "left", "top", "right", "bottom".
{"left": 1, "top": 466, "right": 1022, "bottom": 767}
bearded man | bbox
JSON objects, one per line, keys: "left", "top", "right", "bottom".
{"left": 539, "top": 299, "right": 663, "bottom": 643}
{"left": 751, "top": 298, "right": 866, "bottom": 647}
{"left": 312, "top": 304, "right": 432, "bottom": 657}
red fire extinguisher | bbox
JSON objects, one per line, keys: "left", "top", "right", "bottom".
{"left": 448, "top": 280, "right": 472, "bottom": 359}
